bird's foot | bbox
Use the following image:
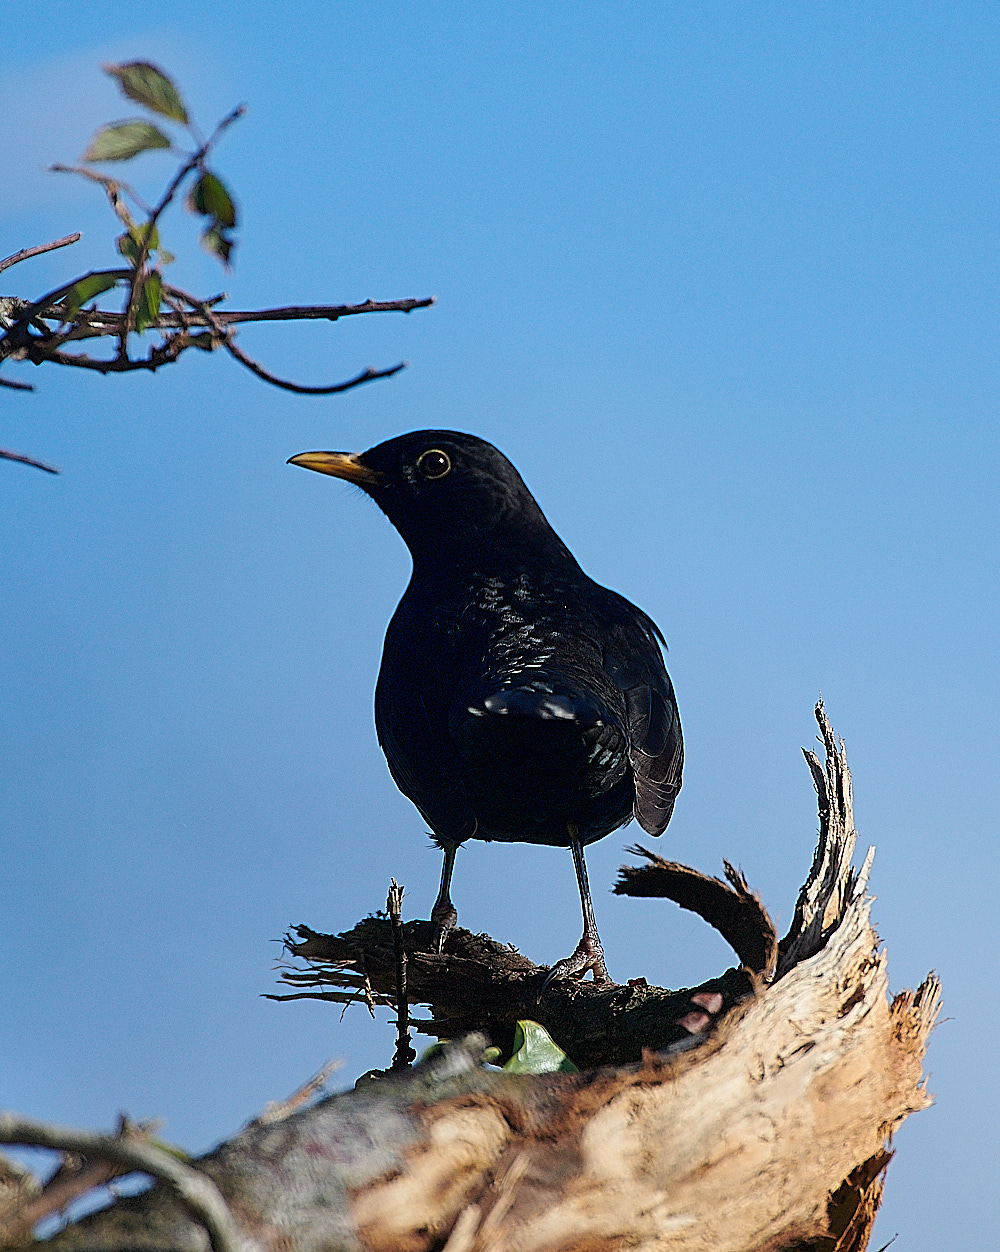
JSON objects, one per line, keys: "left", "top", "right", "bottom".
{"left": 541, "top": 933, "right": 612, "bottom": 992}
{"left": 430, "top": 899, "right": 458, "bottom": 955}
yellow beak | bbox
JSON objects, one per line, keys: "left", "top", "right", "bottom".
{"left": 286, "top": 451, "right": 383, "bottom": 485}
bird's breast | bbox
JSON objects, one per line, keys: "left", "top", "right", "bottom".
{"left": 376, "top": 570, "right": 639, "bottom": 846}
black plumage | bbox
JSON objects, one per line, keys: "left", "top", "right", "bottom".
{"left": 288, "top": 431, "right": 682, "bottom": 983}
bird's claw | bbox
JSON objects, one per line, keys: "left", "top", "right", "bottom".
{"left": 541, "top": 935, "right": 612, "bottom": 992}
{"left": 430, "top": 901, "right": 458, "bottom": 954}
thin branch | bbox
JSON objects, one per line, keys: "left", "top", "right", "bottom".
{"left": 0, "top": 1157, "right": 122, "bottom": 1243}
{"left": 4, "top": 270, "right": 131, "bottom": 337}
{"left": 118, "top": 105, "right": 246, "bottom": 355}
{"left": 252, "top": 1057, "right": 344, "bottom": 1126}
{"left": 0, "top": 1113, "right": 241, "bottom": 1252}
{"left": 1, "top": 254, "right": 431, "bottom": 399}
{"left": 226, "top": 340, "right": 407, "bottom": 394}
{"left": 50, "top": 166, "right": 149, "bottom": 222}
{"left": 0, "top": 447, "right": 59, "bottom": 473}
{"left": 0, "top": 234, "right": 82, "bottom": 277}
{"left": 387, "top": 880, "right": 415, "bottom": 1070}
{"left": 19, "top": 337, "right": 202, "bottom": 377}
{"left": 9, "top": 295, "right": 434, "bottom": 338}
{"left": 206, "top": 296, "right": 435, "bottom": 325}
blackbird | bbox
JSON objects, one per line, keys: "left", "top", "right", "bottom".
{"left": 288, "top": 431, "right": 682, "bottom": 984}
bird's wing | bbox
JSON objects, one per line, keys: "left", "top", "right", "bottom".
{"left": 476, "top": 686, "right": 607, "bottom": 724}
{"left": 602, "top": 599, "right": 684, "bottom": 836}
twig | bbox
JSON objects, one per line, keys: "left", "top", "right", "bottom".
{"left": 205, "top": 296, "right": 434, "bottom": 325}
{"left": 387, "top": 880, "right": 415, "bottom": 1070}
{"left": 0, "top": 252, "right": 431, "bottom": 402}
{"left": 252, "top": 1057, "right": 343, "bottom": 1126}
{"left": 227, "top": 343, "right": 407, "bottom": 395}
{"left": 0, "top": 447, "right": 59, "bottom": 473}
{"left": 0, "top": 1113, "right": 241, "bottom": 1252}
{"left": 118, "top": 105, "right": 245, "bottom": 356}
{"left": 49, "top": 167, "right": 150, "bottom": 223}
{"left": 166, "top": 283, "right": 411, "bottom": 395}
{"left": 4, "top": 296, "right": 433, "bottom": 339}
{"left": 0, "top": 1156, "right": 122, "bottom": 1243}
{"left": 18, "top": 341, "right": 200, "bottom": 377}
{"left": 3, "top": 269, "right": 132, "bottom": 338}
{"left": 0, "top": 234, "right": 82, "bottom": 277}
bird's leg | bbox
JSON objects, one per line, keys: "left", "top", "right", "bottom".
{"left": 430, "top": 840, "right": 459, "bottom": 954}
{"left": 542, "top": 829, "right": 612, "bottom": 989}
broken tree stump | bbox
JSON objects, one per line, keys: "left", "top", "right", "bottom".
{"left": 2, "top": 704, "right": 939, "bottom": 1252}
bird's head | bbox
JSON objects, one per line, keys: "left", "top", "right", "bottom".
{"left": 288, "top": 430, "right": 575, "bottom": 570}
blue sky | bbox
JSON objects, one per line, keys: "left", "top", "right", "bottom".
{"left": 2, "top": 4, "right": 997, "bottom": 1246}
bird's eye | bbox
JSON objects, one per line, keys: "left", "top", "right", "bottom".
{"left": 416, "top": 449, "right": 451, "bottom": 480}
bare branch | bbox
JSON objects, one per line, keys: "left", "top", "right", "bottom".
{"left": 0, "top": 377, "right": 34, "bottom": 392}
{"left": 0, "top": 447, "right": 59, "bottom": 473}
{"left": 207, "top": 296, "right": 435, "bottom": 325}
{"left": 18, "top": 338, "right": 204, "bottom": 377}
{"left": 6, "top": 295, "right": 434, "bottom": 339}
{"left": 0, "top": 234, "right": 82, "bottom": 277}
{"left": 0, "top": 1156, "right": 122, "bottom": 1244}
{"left": 251, "top": 1058, "right": 344, "bottom": 1126}
{"left": 387, "top": 879, "right": 415, "bottom": 1070}
{"left": 0, "top": 1113, "right": 241, "bottom": 1252}
{"left": 226, "top": 340, "right": 407, "bottom": 394}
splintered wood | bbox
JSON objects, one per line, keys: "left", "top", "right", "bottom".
{"left": 352, "top": 855, "right": 937, "bottom": 1251}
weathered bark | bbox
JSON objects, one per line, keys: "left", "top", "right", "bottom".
{"left": 5, "top": 705, "right": 939, "bottom": 1252}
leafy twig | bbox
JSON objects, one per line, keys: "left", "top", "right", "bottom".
{"left": 0, "top": 62, "right": 434, "bottom": 472}
{"left": 117, "top": 104, "right": 245, "bottom": 356}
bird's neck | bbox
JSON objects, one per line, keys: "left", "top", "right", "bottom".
{"left": 408, "top": 523, "right": 581, "bottom": 586}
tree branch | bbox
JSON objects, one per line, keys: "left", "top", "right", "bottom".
{"left": 0, "top": 1115, "right": 240, "bottom": 1252}
{"left": 118, "top": 105, "right": 245, "bottom": 356}
{"left": 226, "top": 343, "right": 407, "bottom": 394}
{"left": 0, "top": 234, "right": 82, "bottom": 277}
{"left": 0, "top": 447, "right": 59, "bottom": 472}
{"left": 0, "top": 264, "right": 433, "bottom": 400}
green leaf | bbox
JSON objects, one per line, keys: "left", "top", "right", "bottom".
{"left": 117, "top": 224, "right": 161, "bottom": 264}
{"left": 502, "top": 1020, "right": 578, "bottom": 1075}
{"left": 116, "top": 232, "right": 140, "bottom": 264}
{"left": 83, "top": 121, "right": 171, "bottom": 163}
{"left": 63, "top": 272, "right": 121, "bottom": 315}
{"left": 105, "top": 62, "right": 188, "bottom": 123}
{"left": 418, "top": 1041, "right": 450, "bottom": 1064}
{"left": 201, "top": 224, "right": 235, "bottom": 268}
{"left": 134, "top": 272, "right": 163, "bottom": 334}
{"left": 187, "top": 171, "right": 237, "bottom": 228}
{"left": 157, "top": 249, "right": 176, "bottom": 266}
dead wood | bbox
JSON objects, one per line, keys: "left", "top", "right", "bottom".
{"left": 3, "top": 703, "right": 939, "bottom": 1252}
{"left": 273, "top": 913, "right": 757, "bottom": 1069}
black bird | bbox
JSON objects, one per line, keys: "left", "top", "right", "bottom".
{"left": 288, "top": 431, "right": 682, "bottom": 984}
